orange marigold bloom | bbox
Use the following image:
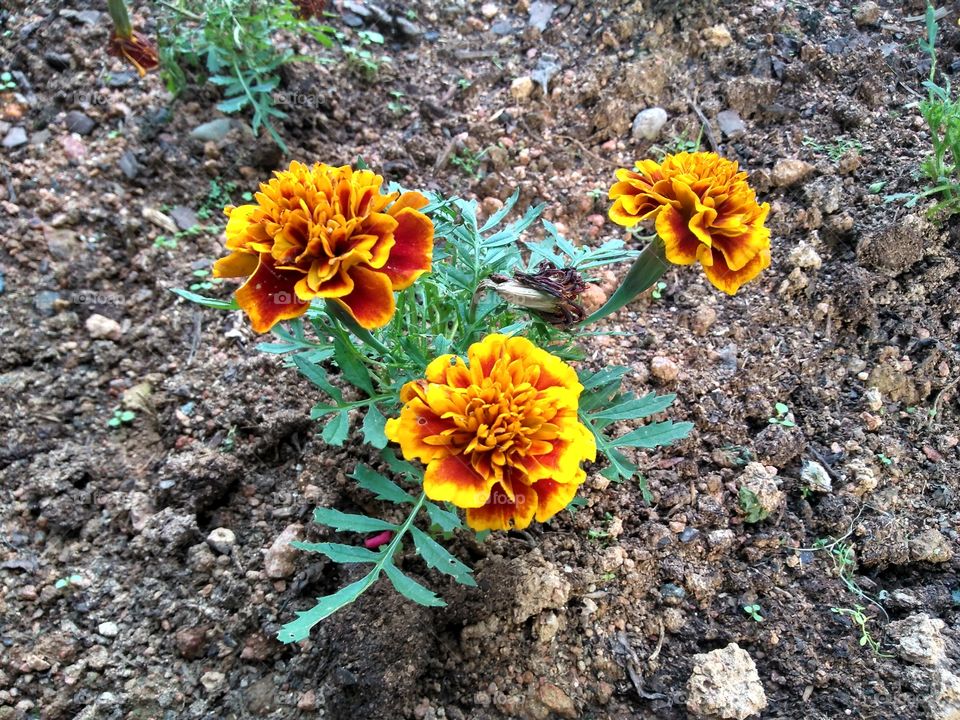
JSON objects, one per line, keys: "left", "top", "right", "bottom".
{"left": 608, "top": 151, "right": 771, "bottom": 294}
{"left": 214, "top": 161, "right": 434, "bottom": 333}
{"left": 385, "top": 334, "right": 597, "bottom": 532}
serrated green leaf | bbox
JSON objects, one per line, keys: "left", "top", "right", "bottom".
{"left": 580, "top": 366, "right": 630, "bottom": 391}
{"left": 171, "top": 288, "right": 239, "bottom": 310}
{"left": 361, "top": 405, "right": 388, "bottom": 448}
{"left": 293, "top": 354, "right": 343, "bottom": 402}
{"left": 290, "top": 541, "right": 382, "bottom": 563}
{"left": 383, "top": 561, "right": 446, "bottom": 607}
{"left": 410, "top": 527, "right": 476, "bottom": 587}
{"left": 333, "top": 336, "right": 374, "bottom": 394}
{"left": 313, "top": 507, "right": 396, "bottom": 533}
{"left": 277, "top": 571, "right": 379, "bottom": 643}
{"left": 321, "top": 411, "right": 350, "bottom": 446}
{"left": 380, "top": 448, "right": 419, "bottom": 478}
{"left": 351, "top": 465, "right": 413, "bottom": 504}
{"left": 217, "top": 94, "right": 249, "bottom": 113}
{"left": 609, "top": 420, "right": 693, "bottom": 449}
{"left": 592, "top": 392, "right": 677, "bottom": 422}
{"left": 425, "top": 501, "right": 462, "bottom": 532}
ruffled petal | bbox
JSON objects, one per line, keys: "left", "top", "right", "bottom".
{"left": 213, "top": 251, "right": 258, "bottom": 278}
{"left": 655, "top": 205, "right": 704, "bottom": 266}
{"left": 424, "top": 455, "right": 496, "bottom": 509}
{"left": 532, "top": 476, "right": 583, "bottom": 523}
{"left": 234, "top": 255, "right": 310, "bottom": 333}
{"left": 333, "top": 265, "right": 396, "bottom": 329}
{"left": 702, "top": 246, "right": 771, "bottom": 295}
{"left": 380, "top": 207, "right": 434, "bottom": 290}
{"left": 465, "top": 478, "right": 539, "bottom": 531}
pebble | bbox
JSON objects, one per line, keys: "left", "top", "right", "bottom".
{"left": 632, "top": 107, "right": 668, "bottom": 140}
{"left": 200, "top": 671, "right": 226, "bottom": 694}
{"left": 739, "top": 462, "right": 784, "bottom": 517}
{"left": 716, "top": 110, "right": 746, "bottom": 139}
{"left": 580, "top": 284, "right": 607, "bottom": 314}
{"left": 863, "top": 387, "right": 882, "bottom": 411}
{"left": 853, "top": 1, "right": 881, "bottom": 27}
{"left": 264, "top": 523, "right": 303, "bottom": 578}
{"left": 788, "top": 242, "right": 822, "bottom": 269}
{"left": 480, "top": 2, "right": 498, "bottom": 18}
{"left": 909, "top": 529, "right": 954, "bottom": 564}
{"left": 64, "top": 110, "right": 96, "bottom": 135}
{"left": 34, "top": 290, "right": 61, "bottom": 316}
{"left": 690, "top": 305, "right": 717, "bottom": 335}
{"left": 510, "top": 76, "right": 535, "bottom": 102}
{"left": 800, "top": 460, "right": 832, "bottom": 493}
{"left": 702, "top": 24, "right": 733, "bottom": 48}
{"left": 650, "top": 356, "right": 680, "bottom": 383}
{"left": 297, "top": 690, "right": 317, "bottom": 711}
{"left": 771, "top": 158, "right": 814, "bottom": 187}
{"left": 687, "top": 643, "right": 767, "bottom": 720}
{"left": 528, "top": 1, "right": 556, "bottom": 31}
{"left": 118, "top": 151, "right": 140, "bottom": 179}
{"left": 61, "top": 134, "right": 86, "bottom": 161}
{"left": 536, "top": 682, "right": 577, "bottom": 719}
{"left": 2, "top": 126, "right": 27, "bottom": 148}
{"left": 97, "top": 621, "right": 119, "bottom": 638}
{"left": 190, "top": 118, "right": 232, "bottom": 142}
{"left": 175, "top": 626, "right": 207, "bottom": 659}
{"left": 85, "top": 313, "right": 123, "bottom": 341}
{"left": 886, "top": 613, "right": 947, "bottom": 666}
{"left": 206, "top": 527, "right": 236, "bottom": 554}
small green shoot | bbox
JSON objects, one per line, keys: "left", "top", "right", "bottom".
{"left": 650, "top": 280, "right": 667, "bottom": 300}
{"left": 738, "top": 487, "right": 768, "bottom": 523}
{"left": 743, "top": 603, "right": 764, "bottom": 622}
{"left": 769, "top": 402, "right": 796, "bottom": 427}
{"left": 0, "top": 71, "right": 16, "bottom": 90}
{"left": 55, "top": 574, "right": 84, "bottom": 589}
{"left": 108, "top": 408, "right": 136, "bottom": 428}
{"left": 831, "top": 605, "right": 893, "bottom": 657}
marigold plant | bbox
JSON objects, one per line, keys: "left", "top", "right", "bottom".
{"left": 175, "top": 159, "right": 731, "bottom": 643}
{"left": 385, "top": 334, "right": 596, "bottom": 531}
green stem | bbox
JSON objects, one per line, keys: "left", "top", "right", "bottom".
{"left": 379, "top": 492, "right": 427, "bottom": 565}
{"left": 155, "top": 0, "right": 203, "bottom": 21}
{"left": 325, "top": 299, "right": 392, "bottom": 356}
{"left": 107, "top": 0, "right": 133, "bottom": 37}
{"left": 579, "top": 238, "right": 669, "bottom": 327}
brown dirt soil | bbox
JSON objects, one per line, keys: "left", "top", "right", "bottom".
{"left": 1, "top": 0, "right": 959, "bottom": 719}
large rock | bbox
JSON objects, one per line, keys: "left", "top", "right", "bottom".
{"left": 931, "top": 666, "right": 960, "bottom": 720}
{"left": 687, "top": 643, "right": 767, "bottom": 719}
{"left": 886, "top": 613, "right": 947, "bottom": 666}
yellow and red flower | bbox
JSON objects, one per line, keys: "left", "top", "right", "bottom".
{"left": 214, "top": 161, "right": 434, "bottom": 333}
{"left": 608, "top": 151, "right": 771, "bottom": 294}
{"left": 385, "top": 334, "right": 596, "bottom": 531}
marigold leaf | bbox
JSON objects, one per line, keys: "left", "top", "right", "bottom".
{"left": 171, "top": 288, "right": 239, "bottom": 311}
{"left": 383, "top": 561, "right": 446, "bottom": 607}
{"left": 320, "top": 411, "right": 350, "bottom": 446}
{"left": 610, "top": 420, "right": 694, "bottom": 449}
{"left": 290, "top": 541, "right": 382, "bottom": 563}
{"left": 217, "top": 94, "right": 249, "bottom": 113}
{"left": 479, "top": 187, "right": 520, "bottom": 232}
{"left": 361, "top": 405, "right": 389, "bottom": 449}
{"left": 312, "top": 507, "right": 397, "bottom": 533}
{"left": 410, "top": 527, "right": 476, "bottom": 587}
{"left": 579, "top": 366, "right": 630, "bottom": 392}
{"left": 332, "top": 335, "right": 374, "bottom": 395}
{"left": 276, "top": 571, "right": 379, "bottom": 643}
{"left": 424, "top": 501, "right": 463, "bottom": 532}
{"left": 293, "top": 354, "right": 343, "bottom": 403}
{"left": 592, "top": 392, "right": 678, "bottom": 422}
{"left": 380, "top": 448, "right": 419, "bottom": 478}
{"left": 351, "top": 465, "right": 414, "bottom": 505}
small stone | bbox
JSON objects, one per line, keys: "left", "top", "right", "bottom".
{"left": 800, "top": 460, "right": 832, "bottom": 494}
{"left": 2, "top": 126, "right": 27, "bottom": 148}
{"left": 46, "top": 228, "right": 80, "bottom": 260}
{"left": 931, "top": 666, "right": 960, "bottom": 720}
{"left": 886, "top": 613, "right": 947, "bottom": 666}
{"left": 44, "top": 51, "right": 72, "bottom": 71}
{"left": 687, "top": 643, "right": 767, "bottom": 720}
{"left": 853, "top": 1, "right": 881, "bottom": 27}
{"left": 64, "top": 110, "right": 96, "bottom": 135}
{"left": 537, "top": 682, "right": 577, "bottom": 719}
{"left": 788, "top": 242, "right": 822, "bottom": 270}
{"left": 206, "top": 527, "right": 236, "bottom": 555}
{"left": 739, "top": 462, "right": 784, "bottom": 517}
{"left": 118, "top": 151, "right": 140, "bottom": 179}
{"left": 61, "top": 134, "right": 86, "bottom": 161}
{"left": 580, "top": 283, "right": 607, "bottom": 314}
{"left": 703, "top": 24, "right": 733, "bottom": 48}
{"left": 297, "top": 690, "right": 317, "bottom": 711}
{"left": 771, "top": 158, "right": 814, "bottom": 187}
{"left": 691, "top": 305, "right": 717, "bottom": 335}
{"left": 264, "top": 523, "right": 303, "bottom": 578}
{"left": 190, "top": 118, "right": 232, "bottom": 142}
{"left": 240, "top": 633, "right": 272, "bottom": 662}
{"left": 650, "top": 356, "right": 680, "bottom": 383}
{"left": 909, "top": 529, "right": 954, "bottom": 564}
{"left": 200, "top": 671, "right": 226, "bottom": 694}
{"left": 863, "top": 387, "right": 883, "bottom": 411}
{"left": 716, "top": 110, "right": 746, "bottom": 139}
{"left": 481, "top": 196, "right": 504, "bottom": 216}
{"left": 861, "top": 411, "right": 882, "bottom": 431}
{"left": 20, "top": 654, "right": 51, "bottom": 673}
{"left": 527, "top": 2, "right": 556, "bottom": 31}
{"left": 481, "top": 2, "right": 498, "bottom": 18}
{"left": 510, "top": 76, "right": 535, "bottom": 102}
{"left": 632, "top": 107, "right": 668, "bottom": 140}
{"left": 175, "top": 626, "right": 207, "bottom": 659}
{"left": 85, "top": 313, "right": 122, "bottom": 341}
{"left": 707, "top": 529, "right": 735, "bottom": 552}
{"left": 97, "top": 621, "right": 119, "bottom": 638}
{"left": 34, "top": 290, "right": 61, "bottom": 316}
{"left": 847, "top": 458, "right": 877, "bottom": 496}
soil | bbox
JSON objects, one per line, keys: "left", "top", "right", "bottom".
{"left": 1, "top": 0, "right": 959, "bottom": 719}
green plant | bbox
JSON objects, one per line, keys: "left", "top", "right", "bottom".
{"left": 831, "top": 605, "right": 893, "bottom": 657}
{"left": 54, "top": 574, "right": 84, "bottom": 590}
{"left": 387, "top": 90, "right": 411, "bottom": 116}
{"left": 649, "top": 129, "right": 702, "bottom": 160}
{"left": 189, "top": 269, "right": 223, "bottom": 291}
{"left": 157, "top": 0, "right": 335, "bottom": 151}
{"left": 450, "top": 148, "right": 488, "bottom": 178}
{"left": 743, "top": 603, "right": 764, "bottom": 622}
{"left": 0, "top": 71, "right": 16, "bottom": 90}
{"left": 768, "top": 402, "right": 796, "bottom": 427}
{"left": 108, "top": 408, "right": 136, "bottom": 428}
{"left": 738, "top": 487, "right": 768, "bottom": 523}
{"left": 650, "top": 280, "right": 667, "bottom": 300}
{"left": 802, "top": 135, "right": 863, "bottom": 163}
{"left": 337, "top": 29, "right": 388, "bottom": 80}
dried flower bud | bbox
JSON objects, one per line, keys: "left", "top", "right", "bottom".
{"left": 107, "top": 30, "right": 159, "bottom": 77}
{"left": 479, "top": 261, "right": 587, "bottom": 325}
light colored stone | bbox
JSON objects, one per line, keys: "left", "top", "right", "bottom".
{"left": 853, "top": 1, "right": 881, "bottom": 27}
{"left": 687, "top": 643, "right": 767, "bottom": 720}
{"left": 264, "top": 523, "right": 303, "bottom": 578}
{"left": 716, "top": 110, "right": 746, "bottom": 139}
{"left": 580, "top": 283, "right": 607, "bottom": 314}
{"left": 847, "top": 458, "right": 877, "bottom": 496}
{"left": 800, "top": 460, "right": 832, "bottom": 494}
{"left": 703, "top": 24, "right": 733, "bottom": 48}
{"left": 788, "top": 242, "right": 822, "bottom": 270}
{"left": 691, "top": 305, "right": 717, "bottom": 335}
{"left": 863, "top": 387, "right": 883, "bottom": 411}
{"left": 513, "top": 554, "right": 571, "bottom": 624}
{"left": 909, "top": 529, "right": 954, "bottom": 564}
{"left": 931, "top": 666, "right": 960, "bottom": 720}
{"left": 510, "top": 76, "right": 535, "bottom": 102}
{"left": 85, "top": 313, "right": 122, "bottom": 341}
{"left": 886, "top": 613, "right": 947, "bottom": 667}
{"left": 536, "top": 681, "right": 577, "bottom": 719}
{"left": 650, "top": 356, "right": 679, "bottom": 383}
{"left": 206, "top": 527, "right": 236, "bottom": 554}
{"left": 771, "top": 158, "right": 814, "bottom": 187}
{"left": 3, "top": 126, "right": 27, "bottom": 148}
{"left": 480, "top": 2, "right": 498, "bottom": 18}
{"left": 739, "top": 462, "right": 783, "bottom": 517}
{"left": 200, "top": 671, "right": 226, "bottom": 693}
{"left": 97, "top": 621, "right": 119, "bottom": 638}
{"left": 632, "top": 107, "right": 668, "bottom": 140}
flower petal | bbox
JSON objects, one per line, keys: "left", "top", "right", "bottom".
{"left": 655, "top": 205, "right": 703, "bottom": 265}
{"left": 234, "top": 255, "right": 310, "bottom": 333}
{"left": 702, "top": 246, "right": 771, "bottom": 295}
{"left": 333, "top": 265, "right": 396, "bottom": 329}
{"left": 380, "top": 207, "right": 434, "bottom": 290}
{"left": 424, "top": 455, "right": 496, "bottom": 509}
{"left": 384, "top": 399, "right": 453, "bottom": 464}
{"left": 532, "top": 476, "right": 582, "bottom": 523}
{"left": 465, "top": 479, "right": 539, "bottom": 531}
{"left": 213, "top": 251, "right": 258, "bottom": 278}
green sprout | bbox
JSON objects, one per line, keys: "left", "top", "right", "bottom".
{"left": 743, "top": 603, "right": 764, "bottom": 622}
{"left": 108, "top": 408, "right": 136, "bottom": 428}
{"left": 769, "top": 402, "right": 796, "bottom": 427}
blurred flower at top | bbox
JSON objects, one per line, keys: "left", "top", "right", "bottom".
{"left": 608, "top": 151, "right": 770, "bottom": 295}
{"left": 214, "top": 161, "right": 434, "bottom": 333}
{"left": 385, "top": 334, "right": 596, "bottom": 532}
{"left": 106, "top": 0, "right": 159, "bottom": 77}
{"left": 292, "top": 0, "right": 327, "bottom": 20}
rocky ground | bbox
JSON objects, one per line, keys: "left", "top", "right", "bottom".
{"left": 1, "top": 0, "right": 958, "bottom": 718}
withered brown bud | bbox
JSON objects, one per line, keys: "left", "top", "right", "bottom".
{"left": 480, "top": 261, "right": 587, "bottom": 325}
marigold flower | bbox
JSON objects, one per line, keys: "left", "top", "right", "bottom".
{"left": 214, "top": 161, "right": 434, "bottom": 333}
{"left": 608, "top": 151, "right": 771, "bottom": 294}
{"left": 107, "top": 30, "right": 159, "bottom": 77}
{"left": 385, "top": 334, "right": 596, "bottom": 531}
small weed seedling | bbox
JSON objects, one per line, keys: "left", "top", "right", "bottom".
{"left": 769, "top": 402, "right": 796, "bottom": 427}
{"left": 55, "top": 574, "right": 85, "bottom": 590}
{"left": 0, "top": 71, "right": 16, "bottom": 90}
{"left": 743, "top": 604, "right": 764, "bottom": 622}
{"left": 739, "top": 487, "right": 769, "bottom": 523}
{"left": 450, "top": 148, "right": 488, "bottom": 178}
{"left": 650, "top": 280, "right": 667, "bottom": 300}
{"left": 802, "top": 135, "right": 863, "bottom": 163}
{"left": 108, "top": 408, "right": 136, "bottom": 428}
{"left": 189, "top": 269, "right": 223, "bottom": 292}
{"left": 831, "top": 605, "right": 893, "bottom": 657}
